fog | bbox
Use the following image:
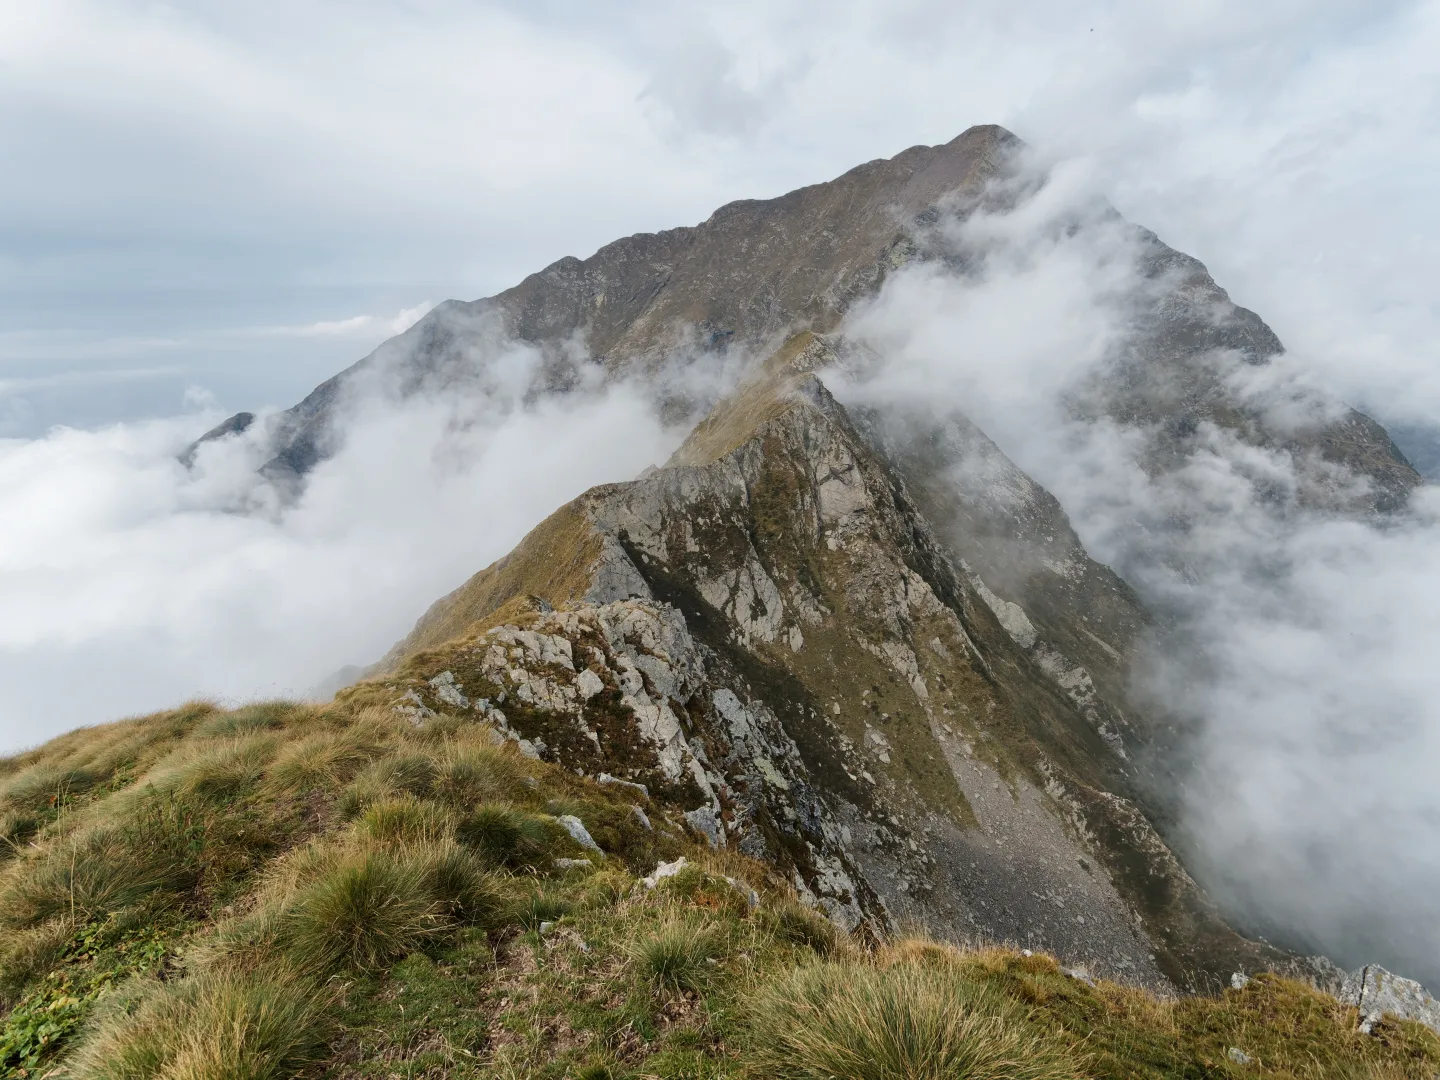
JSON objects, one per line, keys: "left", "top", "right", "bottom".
{"left": 835, "top": 159, "right": 1440, "bottom": 982}
{"left": 0, "top": 328, "right": 681, "bottom": 752}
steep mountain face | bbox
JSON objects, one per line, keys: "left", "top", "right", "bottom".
{"left": 201, "top": 125, "right": 1421, "bottom": 989}
{"left": 343, "top": 334, "right": 1293, "bottom": 990}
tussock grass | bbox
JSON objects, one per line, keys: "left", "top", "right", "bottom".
{"left": 745, "top": 960, "right": 1083, "bottom": 1080}
{"left": 357, "top": 797, "right": 451, "bottom": 845}
{"left": 0, "top": 916, "right": 72, "bottom": 1007}
{"left": 0, "top": 762, "right": 99, "bottom": 811}
{"left": 512, "top": 890, "right": 572, "bottom": 932}
{"left": 456, "top": 804, "right": 555, "bottom": 867}
{"left": 150, "top": 735, "right": 277, "bottom": 802}
{"left": 431, "top": 743, "right": 524, "bottom": 807}
{"left": 8, "top": 697, "right": 1439, "bottom": 1080}
{"left": 631, "top": 917, "right": 724, "bottom": 993}
{"left": 193, "top": 701, "right": 299, "bottom": 738}
{"left": 67, "top": 965, "right": 326, "bottom": 1080}
{"left": 360, "top": 753, "right": 438, "bottom": 797}
{"left": 0, "top": 810, "right": 40, "bottom": 855}
{"left": 264, "top": 727, "right": 385, "bottom": 795}
{"left": 0, "top": 798, "right": 204, "bottom": 927}
{"left": 413, "top": 840, "right": 504, "bottom": 926}
{"left": 283, "top": 850, "right": 439, "bottom": 973}
{"left": 759, "top": 899, "right": 842, "bottom": 956}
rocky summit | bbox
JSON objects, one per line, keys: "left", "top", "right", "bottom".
{"left": 5, "top": 127, "right": 1437, "bottom": 1078}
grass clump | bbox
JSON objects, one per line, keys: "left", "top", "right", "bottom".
{"left": 413, "top": 841, "right": 505, "bottom": 926}
{"left": 631, "top": 918, "right": 724, "bottom": 993}
{"left": 512, "top": 889, "right": 572, "bottom": 933}
{"left": 432, "top": 744, "right": 523, "bottom": 807}
{"left": 456, "top": 804, "right": 555, "bottom": 868}
{"left": 192, "top": 702, "right": 298, "bottom": 739}
{"left": 760, "top": 899, "right": 842, "bottom": 956}
{"left": 284, "top": 850, "right": 439, "bottom": 973}
{"left": 0, "top": 798, "right": 205, "bottom": 928}
{"left": 156, "top": 735, "right": 276, "bottom": 802}
{"left": 357, "top": 797, "right": 451, "bottom": 845}
{"left": 0, "top": 763, "right": 99, "bottom": 812}
{"left": 66, "top": 965, "right": 326, "bottom": 1080}
{"left": 265, "top": 727, "right": 384, "bottom": 795}
{"left": 361, "top": 752, "right": 438, "bottom": 797}
{"left": 746, "top": 961, "right": 1082, "bottom": 1080}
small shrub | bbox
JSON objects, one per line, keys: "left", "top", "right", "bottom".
{"left": 357, "top": 798, "right": 450, "bottom": 845}
{"left": 630, "top": 919, "right": 723, "bottom": 993}
{"left": 761, "top": 900, "right": 841, "bottom": 956}
{"left": 745, "top": 961, "right": 1082, "bottom": 1080}
{"left": 67, "top": 965, "right": 326, "bottom": 1080}
{"left": 456, "top": 805, "right": 554, "bottom": 868}
{"left": 284, "top": 851, "right": 439, "bottom": 973}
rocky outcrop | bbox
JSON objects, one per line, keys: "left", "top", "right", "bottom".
{"left": 1340, "top": 965, "right": 1440, "bottom": 1036}
{"left": 344, "top": 333, "right": 1299, "bottom": 990}
{"left": 284, "top": 127, "right": 1423, "bottom": 994}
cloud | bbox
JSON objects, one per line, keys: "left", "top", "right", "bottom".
{"left": 257, "top": 303, "right": 433, "bottom": 339}
{"left": 833, "top": 161, "right": 1440, "bottom": 984}
{"left": 0, "top": 334, "right": 682, "bottom": 754}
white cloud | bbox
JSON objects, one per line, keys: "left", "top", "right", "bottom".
{"left": 0, "top": 344, "right": 680, "bottom": 753}
{"left": 835, "top": 165, "right": 1440, "bottom": 983}
{"left": 259, "top": 302, "right": 434, "bottom": 339}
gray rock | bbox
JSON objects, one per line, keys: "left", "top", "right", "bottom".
{"left": 684, "top": 806, "right": 724, "bottom": 849}
{"left": 1340, "top": 965, "right": 1440, "bottom": 1035}
{"left": 556, "top": 814, "right": 602, "bottom": 853}
{"left": 597, "top": 772, "right": 649, "bottom": 798}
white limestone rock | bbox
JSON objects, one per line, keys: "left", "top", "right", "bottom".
{"left": 1341, "top": 965, "right": 1440, "bottom": 1035}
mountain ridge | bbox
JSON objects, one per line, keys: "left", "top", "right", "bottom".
{"left": 182, "top": 124, "right": 1426, "bottom": 996}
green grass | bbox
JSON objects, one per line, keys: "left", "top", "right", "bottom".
{"left": 357, "top": 796, "right": 451, "bottom": 845}
{"left": 283, "top": 850, "right": 441, "bottom": 974}
{"left": 66, "top": 965, "right": 326, "bottom": 1080}
{"left": 631, "top": 917, "right": 724, "bottom": 993}
{"left": 1, "top": 698, "right": 1437, "bottom": 1080}
{"left": 0, "top": 796, "right": 206, "bottom": 928}
{"left": 745, "top": 960, "right": 1083, "bottom": 1080}
{"left": 455, "top": 804, "right": 556, "bottom": 868}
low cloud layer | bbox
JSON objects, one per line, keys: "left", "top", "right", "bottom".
{"left": 835, "top": 162, "right": 1440, "bottom": 982}
{"left": 0, "top": 333, "right": 681, "bottom": 753}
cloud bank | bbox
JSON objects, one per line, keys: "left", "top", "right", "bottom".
{"left": 0, "top": 332, "right": 682, "bottom": 753}
{"left": 834, "top": 161, "right": 1440, "bottom": 983}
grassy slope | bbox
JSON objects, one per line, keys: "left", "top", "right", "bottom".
{"left": 0, "top": 699, "right": 1435, "bottom": 1080}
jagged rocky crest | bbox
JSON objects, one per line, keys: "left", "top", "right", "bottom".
{"left": 210, "top": 126, "right": 1422, "bottom": 998}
